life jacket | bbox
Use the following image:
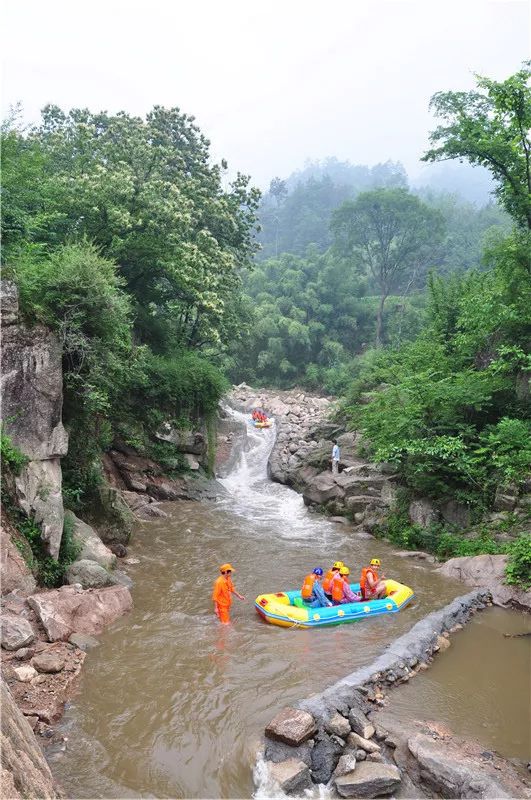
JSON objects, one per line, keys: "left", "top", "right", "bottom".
{"left": 323, "top": 568, "right": 337, "bottom": 594}
{"left": 331, "top": 572, "right": 344, "bottom": 603}
{"left": 301, "top": 573, "right": 316, "bottom": 599}
{"left": 360, "top": 567, "right": 377, "bottom": 597}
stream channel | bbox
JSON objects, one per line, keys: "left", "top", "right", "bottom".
{"left": 52, "top": 410, "right": 530, "bottom": 798}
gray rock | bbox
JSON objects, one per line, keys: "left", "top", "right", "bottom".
{"left": 346, "top": 732, "right": 381, "bottom": 753}
{"left": 154, "top": 426, "right": 206, "bottom": 455}
{"left": 493, "top": 487, "right": 518, "bottom": 512}
{"left": 0, "top": 615, "right": 35, "bottom": 650}
{"left": 264, "top": 738, "right": 314, "bottom": 768}
{"left": 65, "top": 560, "right": 114, "bottom": 589}
{"left": 65, "top": 512, "right": 116, "bottom": 569}
{"left": 31, "top": 652, "right": 65, "bottom": 673}
{"left": 303, "top": 473, "right": 343, "bottom": 506}
{"left": 68, "top": 632, "right": 100, "bottom": 651}
{"left": 311, "top": 731, "right": 345, "bottom": 784}
{"left": 14, "top": 665, "right": 38, "bottom": 682}
{"left": 268, "top": 758, "right": 312, "bottom": 795}
{"left": 325, "top": 712, "right": 351, "bottom": 738}
{"left": 440, "top": 499, "right": 471, "bottom": 528}
{"left": 265, "top": 707, "right": 317, "bottom": 746}
{"left": 345, "top": 495, "right": 378, "bottom": 513}
{"left": 354, "top": 748, "right": 367, "bottom": 761}
{"left": 408, "top": 498, "right": 438, "bottom": 528}
{"left": 438, "top": 555, "right": 531, "bottom": 611}
{"left": 109, "top": 570, "right": 133, "bottom": 589}
{"left": 1, "top": 280, "right": 19, "bottom": 325}
{"left": 335, "top": 762, "right": 401, "bottom": 798}
{"left": 348, "top": 707, "right": 375, "bottom": 740}
{"left": 184, "top": 453, "right": 200, "bottom": 471}
{"left": 334, "top": 753, "right": 357, "bottom": 777}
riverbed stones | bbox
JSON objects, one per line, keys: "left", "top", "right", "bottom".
{"left": 325, "top": 712, "right": 351, "bottom": 738}
{"left": 68, "top": 632, "right": 100, "bottom": 651}
{"left": 334, "top": 753, "right": 357, "bottom": 777}
{"left": 268, "top": 758, "right": 312, "bottom": 795}
{"left": 31, "top": 652, "right": 65, "bottom": 673}
{"left": 311, "top": 731, "right": 345, "bottom": 783}
{"left": 14, "top": 665, "right": 38, "bottom": 682}
{"left": 346, "top": 731, "right": 381, "bottom": 753}
{"left": 348, "top": 707, "right": 375, "bottom": 740}
{"left": 335, "top": 762, "right": 401, "bottom": 798}
{"left": 0, "top": 615, "right": 35, "bottom": 651}
{"left": 65, "top": 559, "right": 114, "bottom": 589}
{"left": 265, "top": 707, "right": 317, "bottom": 746}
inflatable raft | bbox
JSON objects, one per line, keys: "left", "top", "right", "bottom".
{"left": 253, "top": 419, "right": 272, "bottom": 428}
{"left": 255, "top": 579, "right": 414, "bottom": 628}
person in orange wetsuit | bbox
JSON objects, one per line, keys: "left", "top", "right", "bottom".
{"left": 212, "top": 563, "right": 245, "bottom": 623}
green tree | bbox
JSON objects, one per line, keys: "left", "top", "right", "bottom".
{"left": 332, "top": 188, "right": 444, "bottom": 345}
{"left": 423, "top": 61, "right": 531, "bottom": 230}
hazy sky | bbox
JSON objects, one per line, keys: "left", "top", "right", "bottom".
{"left": 2, "top": 0, "right": 529, "bottom": 188}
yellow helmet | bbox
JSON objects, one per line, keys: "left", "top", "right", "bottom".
{"left": 333, "top": 561, "right": 344, "bottom": 569}
{"left": 339, "top": 566, "right": 350, "bottom": 576}
{"left": 370, "top": 558, "right": 381, "bottom": 567}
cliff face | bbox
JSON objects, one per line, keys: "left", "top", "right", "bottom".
{"left": 0, "top": 680, "right": 61, "bottom": 799}
{"left": 1, "top": 281, "right": 67, "bottom": 559}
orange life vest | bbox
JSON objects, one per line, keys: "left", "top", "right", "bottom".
{"left": 301, "top": 573, "right": 316, "bottom": 599}
{"left": 212, "top": 575, "right": 234, "bottom": 607}
{"left": 331, "top": 572, "right": 344, "bottom": 603}
{"left": 360, "top": 566, "right": 377, "bottom": 596}
{"left": 322, "top": 569, "right": 336, "bottom": 594}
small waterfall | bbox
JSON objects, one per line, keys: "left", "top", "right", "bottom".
{"left": 218, "top": 405, "right": 339, "bottom": 541}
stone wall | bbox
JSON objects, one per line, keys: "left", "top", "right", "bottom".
{"left": 1, "top": 282, "right": 67, "bottom": 559}
{"left": 258, "top": 590, "right": 531, "bottom": 798}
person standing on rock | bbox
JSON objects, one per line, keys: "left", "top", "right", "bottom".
{"left": 212, "top": 564, "right": 245, "bottom": 624}
{"left": 331, "top": 440, "right": 340, "bottom": 474}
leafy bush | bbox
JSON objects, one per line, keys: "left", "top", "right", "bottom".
{"left": 0, "top": 430, "right": 27, "bottom": 475}
{"left": 505, "top": 534, "right": 531, "bottom": 590}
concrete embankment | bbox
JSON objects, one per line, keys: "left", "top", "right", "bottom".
{"left": 257, "top": 590, "right": 531, "bottom": 798}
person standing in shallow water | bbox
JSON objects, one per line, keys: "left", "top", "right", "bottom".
{"left": 331, "top": 440, "right": 340, "bottom": 474}
{"left": 212, "top": 564, "right": 245, "bottom": 624}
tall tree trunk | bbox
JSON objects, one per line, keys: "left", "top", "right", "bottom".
{"left": 375, "top": 292, "right": 387, "bottom": 347}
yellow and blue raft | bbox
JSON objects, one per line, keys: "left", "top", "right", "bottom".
{"left": 255, "top": 579, "right": 414, "bottom": 628}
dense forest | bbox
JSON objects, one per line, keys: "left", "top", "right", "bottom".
{"left": 1, "top": 64, "right": 530, "bottom": 581}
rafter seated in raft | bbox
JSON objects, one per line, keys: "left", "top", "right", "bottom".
{"left": 255, "top": 579, "right": 414, "bottom": 628}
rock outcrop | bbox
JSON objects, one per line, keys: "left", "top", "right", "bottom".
{"left": 439, "top": 554, "right": 531, "bottom": 611}
{"left": 27, "top": 585, "right": 132, "bottom": 642}
{"left": 0, "top": 510, "right": 36, "bottom": 596}
{"left": 0, "top": 680, "right": 61, "bottom": 798}
{"left": 1, "top": 281, "right": 67, "bottom": 558}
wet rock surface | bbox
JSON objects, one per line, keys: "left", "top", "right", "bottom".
{"left": 265, "top": 707, "right": 317, "bottom": 746}
{"left": 335, "top": 762, "right": 401, "bottom": 797}
{"left": 439, "top": 554, "right": 531, "bottom": 611}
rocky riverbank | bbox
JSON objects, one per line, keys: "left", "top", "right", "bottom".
{"left": 257, "top": 590, "right": 531, "bottom": 799}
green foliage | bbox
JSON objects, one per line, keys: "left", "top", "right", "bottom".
{"left": 424, "top": 61, "right": 531, "bottom": 230}
{"left": 0, "top": 430, "right": 28, "bottom": 475}
{"left": 332, "top": 188, "right": 445, "bottom": 344}
{"left": 4, "top": 503, "right": 81, "bottom": 588}
{"left": 505, "top": 533, "right": 531, "bottom": 590}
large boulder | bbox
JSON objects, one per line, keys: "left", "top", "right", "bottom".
{"left": 335, "top": 762, "right": 401, "bottom": 798}
{"left": 65, "top": 559, "right": 114, "bottom": 589}
{"left": 408, "top": 498, "right": 438, "bottom": 528}
{"left": 28, "top": 585, "right": 133, "bottom": 642}
{"left": 65, "top": 511, "right": 116, "bottom": 569}
{"left": 303, "top": 473, "right": 343, "bottom": 506}
{"left": 438, "top": 554, "right": 531, "bottom": 610}
{"left": 440, "top": 499, "right": 471, "bottom": 528}
{"left": 0, "top": 679, "right": 61, "bottom": 798}
{"left": 0, "top": 516, "right": 36, "bottom": 596}
{"left": 265, "top": 707, "right": 317, "bottom": 746}
{"left": 0, "top": 615, "right": 35, "bottom": 651}
{"left": 154, "top": 425, "right": 206, "bottom": 456}
{"left": 408, "top": 732, "right": 525, "bottom": 798}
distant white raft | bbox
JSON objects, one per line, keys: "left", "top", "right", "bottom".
{"left": 255, "top": 579, "right": 414, "bottom": 628}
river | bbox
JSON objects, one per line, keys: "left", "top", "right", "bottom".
{"left": 51, "top": 411, "right": 524, "bottom": 798}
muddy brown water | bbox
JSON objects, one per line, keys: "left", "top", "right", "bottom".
{"left": 51, "top": 412, "right": 528, "bottom": 797}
